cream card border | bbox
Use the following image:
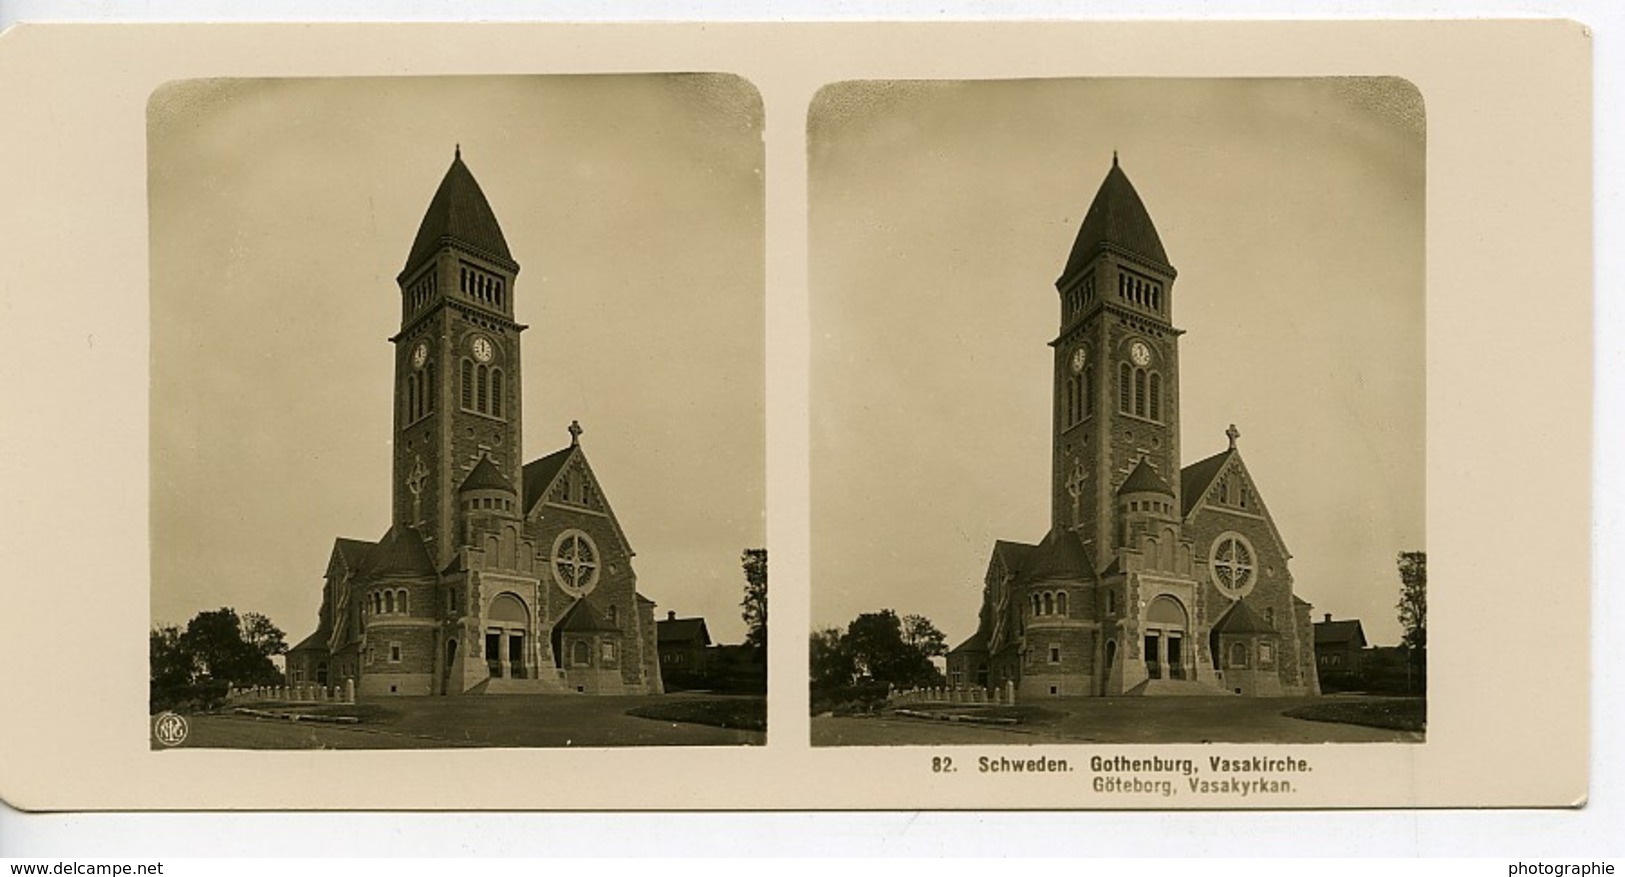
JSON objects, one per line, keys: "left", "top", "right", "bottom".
{"left": 0, "top": 20, "right": 1591, "bottom": 810}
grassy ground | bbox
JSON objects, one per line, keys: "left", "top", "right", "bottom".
{"left": 898, "top": 703, "right": 1067, "bottom": 725}
{"left": 1280, "top": 697, "right": 1426, "bottom": 732}
{"left": 814, "top": 694, "right": 1426, "bottom": 746}
{"left": 625, "top": 696, "right": 767, "bottom": 732}
{"left": 160, "top": 691, "right": 765, "bottom": 749}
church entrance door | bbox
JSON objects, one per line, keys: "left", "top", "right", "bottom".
{"left": 485, "top": 632, "right": 502, "bottom": 678}
{"left": 1143, "top": 595, "right": 1192, "bottom": 682}
{"left": 508, "top": 632, "right": 527, "bottom": 679}
{"left": 1168, "top": 634, "right": 1186, "bottom": 680}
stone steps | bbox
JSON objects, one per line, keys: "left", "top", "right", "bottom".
{"left": 1124, "top": 677, "right": 1235, "bottom": 697}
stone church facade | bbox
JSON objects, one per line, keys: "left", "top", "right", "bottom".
{"left": 946, "top": 157, "right": 1321, "bottom": 699}
{"left": 288, "top": 149, "right": 665, "bottom": 697}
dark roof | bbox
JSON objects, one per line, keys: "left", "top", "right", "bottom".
{"left": 358, "top": 523, "right": 438, "bottom": 578}
{"left": 333, "top": 537, "right": 375, "bottom": 571}
{"left": 1180, "top": 449, "right": 1234, "bottom": 517}
{"left": 1119, "top": 458, "right": 1174, "bottom": 496}
{"left": 636, "top": 593, "right": 656, "bottom": 606}
{"left": 1020, "top": 528, "right": 1095, "bottom": 583}
{"left": 555, "top": 599, "right": 621, "bottom": 634}
{"left": 522, "top": 446, "right": 575, "bottom": 515}
{"left": 1211, "top": 600, "right": 1278, "bottom": 635}
{"left": 1060, "top": 156, "right": 1171, "bottom": 284}
{"left": 289, "top": 630, "right": 327, "bottom": 652}
{"left": 992, "top": 539, "right": 1037, "bottom": 574}
{"left": 459, "top": 455, "right": 516, "bottom": 493}
{"left": 1315, "top": 619, "right": 1368, "bottom": 648}
{"left": 949, "top": 628, "right": 990, "bottom": 655}
{"left": 402, "top": 149, "right": 514, "bottom": 276}
{"left": 657, "top": 616, "right": 712, "bottom": 646}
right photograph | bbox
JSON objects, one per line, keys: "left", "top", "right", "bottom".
{"left": 809, "top": 79, "right": 1426, "bottom": 746}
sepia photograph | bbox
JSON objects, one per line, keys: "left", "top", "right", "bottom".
{"left": 810, "top": 78, "right": 1426, "bottom": 746}
{"left": 147, "top": 75, "right": 767, "bottom": 749}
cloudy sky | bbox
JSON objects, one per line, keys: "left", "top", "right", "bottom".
{"left": 810, "top": 78, "right": 1425, "bottom": 647}
{"left": 149, "top": 75, "right": 765, "bottom": 645}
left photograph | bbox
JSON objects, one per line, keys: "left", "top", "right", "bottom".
{"left": 148, "top": 76, "right": 766, "bottom": 748}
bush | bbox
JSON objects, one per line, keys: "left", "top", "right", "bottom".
{"left": 810, "top": 680, "right": 892, "bottom": 716}
{"left": 150, "top": 678, "right": 230, "bottom": 715}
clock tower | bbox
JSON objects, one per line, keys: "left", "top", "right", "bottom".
{"left": 390, "top": 147, "right": 526, "bottom": 569}
{"left": 1050, "top": 154, "right": 1182, "bottom": 563}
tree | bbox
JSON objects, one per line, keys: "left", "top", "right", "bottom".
{"left": 809, "top": 626, "right": 855, "bottom": 690}
{"left": 179, "top": 607, "right": 286, "bottom": 686}
{"left": 901, "top": 614, "right": 948, "bottom": 658}
{"left": 149, "top": 624, "right": 193, "bottom": 691}
{"left": 740, "top": 548, "right": 768, "bottom": 654}
{"left": 1396, "top": 551, "right": 1426, "bottom": 651}
{"left": 843, "top": 609, "right": 943, "bottom": 689}
{"left": 240, "top": 612, "right": 288, "bottom": 659}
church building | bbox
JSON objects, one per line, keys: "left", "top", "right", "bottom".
{"left": 287, "top": 149, "right": 665, "bottom": 697}
{"left": 946, "top": 156, "right": 1321, "bottom": 698}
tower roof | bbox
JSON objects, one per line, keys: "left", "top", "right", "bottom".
{"left": 1211, "top": 599, "right": 1278, "bottom": 635}
{"left": 1060, "top": 156, "right": 1171, "bottom": 283}
{"left": 1118, "top": 458, "right": 1174, "bottom": 497}
{"left": 403, "top": 147, "right": 515, "bottom": 276}
{"left": 555, "top": 599, "right": 621, "bottom": 633}
{"left": 459, "top": 454, "right": 516, "bottom": 494}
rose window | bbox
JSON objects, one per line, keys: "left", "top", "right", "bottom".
{"left": 1211, "top": 533, "right": 1257, "bottom": 599}
{"left": 551, "top": 529, "right": 601, "bottom": 597}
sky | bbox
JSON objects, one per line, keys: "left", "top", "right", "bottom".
{"left": 149, "top": 75, "right": 765, "bottom": 645}
{"left": 810, "top": 78, "right": 1425, "bottom": 647}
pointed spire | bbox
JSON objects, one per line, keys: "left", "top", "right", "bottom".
{"left": 401, "top": 148, "right": 515, "bottom": 276}
{"left": 1058, "top": 153, "right": 1171, "bottom": 284}
{"left": 455, "top": 142, "right": 461, "bottom": 161}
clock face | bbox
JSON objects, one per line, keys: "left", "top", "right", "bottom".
{"left": 471, "top": 336, "right": 493, "bottom": 363}
{"left": 1070, "top": 347, "right": 1088, "bottom": 374}
{"left": 1130, "top": 341, "right": 1152, "bottom": 367}
{"left": 411, "top": 342, "right": 428, "bottom": 369}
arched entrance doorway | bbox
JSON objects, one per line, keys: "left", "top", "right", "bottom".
{"left": 486, "top": 593, "right": 529, "bottom": 680}
{"left": 1143, "top": 595, "right": 1190, "bottom": 681}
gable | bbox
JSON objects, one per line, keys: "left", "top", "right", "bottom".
{"left": 325, "top": 537, "right": 376, "bottom": 581}
{"left": 523, "top": 444, "right": 635, "bottom": 558}
{"left": 1184, "top": 451, "right": 1293, "bottom": 562}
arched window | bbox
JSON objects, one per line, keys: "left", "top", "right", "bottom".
{"left": 1264, "top": 607, "right": 1275, "bottom": 627}
{"left": 1229, "top": 641, "right": 1249, "bottom": 668}
{"left": 1106, "top": 639, "right": 1117, "bottom": 669}
{"left": 491, "top": 369, "right": 503, "bottom": 418}
{"left": 1043, "top": 593, "right": 1054, "bottom": 615}
{"left": 1149, "top": 372, "right": 1162, "bottom": 422}
{"left": 461, "top": 360, "right": 473, "bottom": 409}
{"left": 1056, "top": 591, "right": 1068, "bottom": 616}
{"left": 385, "top": 591, "right": 395, "bottom": 614}
{"left": 572, "top": 641, "right": 590, "bottom": 666}
{"left": 608, "top": 605, "right": 618, "bottom": 626}
{"left": 426, "top": 361, "right": 436, "bottom": 414}
{"left": 476, "top": 364, "right": 488, "bottom": 412}
{"left": 407, "top": 374, "right": 419, "bottom": 421}
{"left": 1134, "top": 368, "right": 1147, "bottom": 417}
{"left": 1085, "top": 366, "right": 1096, "bottom": 416}
{"left": 1106, "top": 590, "right": 1116, "bottom": 614}
{"left": 397, "top": 588, "right": 408, "bottom": 614}
{"left": 1064, "top": 378, "right": 1076, "bottom": 425}
{"left": 1119, "top": 364, "right": 1132, "bottom": 413}
{"left": 1032, "top": 594, "right": 1041, "bottom": 616}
